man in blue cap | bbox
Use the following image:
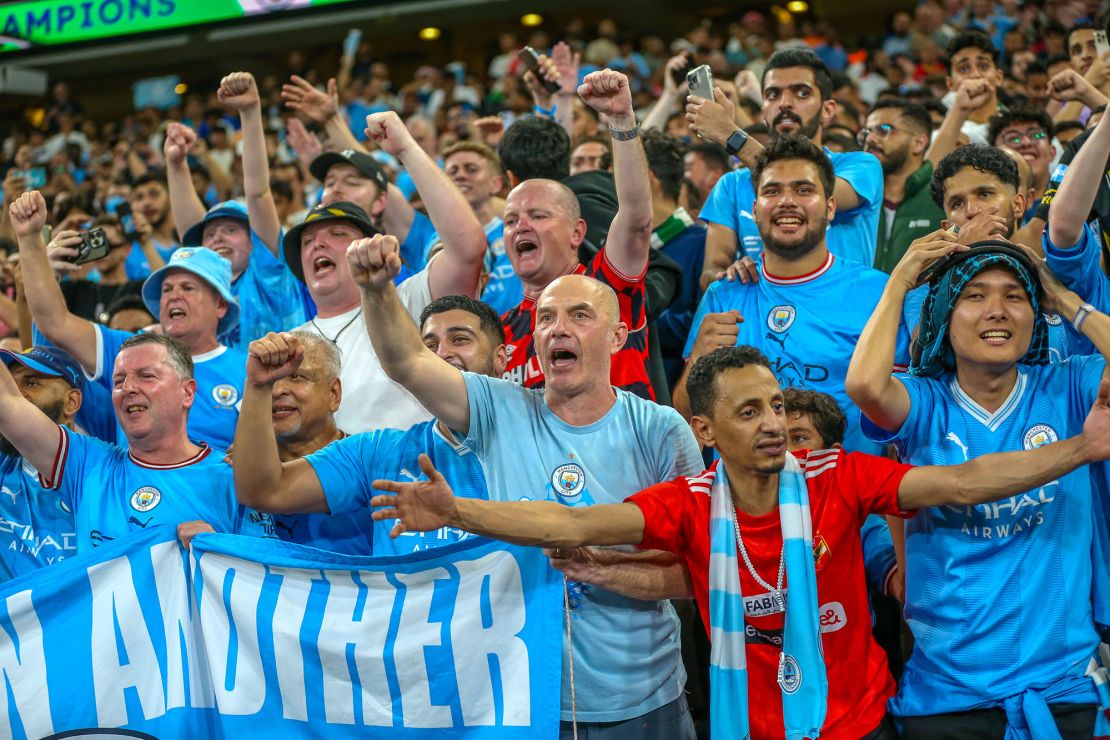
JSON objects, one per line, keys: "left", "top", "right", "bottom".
{"left": 163, "top": 71, "right": 309, "bottom": 349}
{"left": 0, "top": 346, "right": 83, "bottom": 580}
{"left": 11, "top": 190, "right": 245, "bottom": 451}
{"left": 846, "top": 232, "right": 1110, "bottom": 736}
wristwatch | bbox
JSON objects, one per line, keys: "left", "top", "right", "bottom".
{"left": 725, "top": 128, "right": 750, "bottom": 156}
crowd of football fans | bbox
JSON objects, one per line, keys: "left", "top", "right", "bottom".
{"left": 1, "top": 1, "right": 1110, "bottom": 737}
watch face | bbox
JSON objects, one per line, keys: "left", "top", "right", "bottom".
{"left": 727, "top": 130, "right": 748, "bottom": 154}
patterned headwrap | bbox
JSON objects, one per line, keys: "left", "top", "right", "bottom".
{"left": 910, "top": 241, "right": 1051, "bottom": 378}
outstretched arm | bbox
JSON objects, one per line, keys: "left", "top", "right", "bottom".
{"left": 372, "top": 454, "right": 647, "bottom": 547}
{"left": 579, "top": 69, "right": 653, "bottom": 278}
{"left": 549, "top": 547, "right": 693, "bottom": 600}
{"left": 219, "top": 72, "right": 282, "bottom": 255}
{"left": 163, "top": 123, "right": 208, "bottom": 241}
{"left": 365, "top": 111, "right": 485, "bottom": 297}
{"left": 847, "top": 230, "right": 967, "bottom": 433}
{"left": 899, "top": 378, "right": 1110, "bottom": 509}
{"left": 347, "top": 234, "right": 471, "bottom": 432}
{"left": 233, "top": 332, "right": 330, "bottom": 514}
{"left": 8, "top": 191, "right": 98, "bottom": 371}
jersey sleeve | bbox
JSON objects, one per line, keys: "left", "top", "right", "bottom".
{"left": 832, "top": 151, "right": 883, "bottom": 213}
{"left": 626, "top": 479, "right": 693, "bottom": 554}
{"left": 399, "top": 210, "right": 437, "bottom": 272}
{"left": 1043, "top": 222, "right": 1110, "bottom": 313}
{"left": 39, "top": 426, "right": 108, "bottom": 513}
{"left": 462, "top": 371, "right": 515, "bottom": 458}
{"left": 308, "top": 431, "right": 396, "bottom": 515}
{"left": 697, "top": 170, "right": 743, "bottom": 231}
{"left": 893, "top": 311, "right": 912, "bottom": 373}
{"left": 834, "top": 450, "right": 914, "bottom": 520}
{"left": 859, "top": 373, "right": 933, "bottom": 454}
{"left": 652, "top": 406, "right": 706, "bottom": 479}
{"left": 587, "top": 248, "right": 648, "bottom": 330}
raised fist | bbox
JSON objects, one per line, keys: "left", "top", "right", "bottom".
{"left": 364, "top": 111, "right": 415, "bottom": 158}
{"left": 8, "top": 191, "right": 48, "bottom": 237}
{"left": 163, "top": 122, "right": 197, "bottom": 166}
{"left": 578, "top": 69, "right": 634, "bottom": 125}
{"left": 246, "top": 332, "right": 304, "bottom": 387}
{"left": 217, "top": 72, "right": 260, "bottom": 111}
{"left": 346, "top": 233, "right": 401, "bottom": 290}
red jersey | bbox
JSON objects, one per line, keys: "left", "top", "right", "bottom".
{"left": 500, "top": 248, "right": 654, "bottom": 399}
{"left": 629, "top": 448, "right": 913, "bottom": 740}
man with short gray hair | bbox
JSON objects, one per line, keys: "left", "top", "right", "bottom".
{"left": 0, "top": 332, "right": 271, "bottom": 553}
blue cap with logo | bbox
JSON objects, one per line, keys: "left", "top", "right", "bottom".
{"left": 181, "top": 200, "right": 250, "bottom": 248}
{"left": 0, "top": 345, "right": 85, "bottom": 391}
{"left": 141, "top": 247, "right": 240, "bottom": 336}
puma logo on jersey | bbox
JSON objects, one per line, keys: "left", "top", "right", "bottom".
{"left": 946, "top": 432, "right": 969, "bottom": 461}
{"left": 399, "top": 468, "right": 421, "bottom": 482}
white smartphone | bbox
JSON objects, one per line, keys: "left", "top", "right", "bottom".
{"left": 687, "top": 65, "right": 714, "bottom": 101}
{"left": 1096, "top": 30, "right": 1110, "bottom": 58}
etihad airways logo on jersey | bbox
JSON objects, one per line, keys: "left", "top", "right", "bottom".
{"left": 0, "top": 516, "right": 77, "bottom": 561}
{"left": 947, "top": 481, "right": 1058, "bottom": 539}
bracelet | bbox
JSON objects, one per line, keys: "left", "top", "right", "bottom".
{"left": 533, "top": 102, "right": 557, "bottom": 118}
{"left": 1072, "top": 302, "right": 1097, "bottom": 333}
{"left": 608, "top": 120, "right": 641, "bottom": 141}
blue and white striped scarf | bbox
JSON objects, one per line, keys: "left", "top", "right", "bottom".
{"left": 708, "top": 457, "right": 828, "bottom": 740}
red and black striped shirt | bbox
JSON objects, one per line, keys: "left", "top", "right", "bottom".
{"left": 500, "top": 249, "right": 655, "bottom": 400}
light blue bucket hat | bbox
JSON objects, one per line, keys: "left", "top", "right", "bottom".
{"left": 141, "top": 247, "right": 239, "bottom": 336}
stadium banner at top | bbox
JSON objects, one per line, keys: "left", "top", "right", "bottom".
{"left": 0, "top": 525, "right": 562, "bottom": 738}
{"left": 0, "top": 0, "right": 360, "bottom": 54}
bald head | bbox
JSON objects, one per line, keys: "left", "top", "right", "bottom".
{"left": 509, "top": 178, "right": 581, "bottom": 221}
{"left": 1000, "top": 146, "right": 1032, "bottom": 195}
{"left": 541, "top": 274, "right": 619, "bottom": 325}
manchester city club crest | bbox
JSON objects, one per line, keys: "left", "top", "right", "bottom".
{"left": 1023, "top": 424, "right": 1058, "bottom": 450}
{"left": 767, "top": 305, "right": 797, "bottom": 333}
{"left": 551, "top": 463, "right": 586, "bottom": 499}
{"left": 778, "top": 654, "right": 803, "bottom": 694}
{"left": 212, "top": 384, "right": 239, "bottom": 407}
{"left": 130, "top": 486, "right": 162, "bottom": 513}
{"left": 174, "top": 248, "right": 194, "bottom": 260}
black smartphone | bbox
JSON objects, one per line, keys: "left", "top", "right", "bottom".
{"left": 670, "top": 52, "right": 692, "bottom": 86}
{"left": 71, "top": 228, "right": 111, "bottom": 265}
{"left": 112, "top": 200, "right": 140, "bottom": 241}
{"left": 518, "top": 46, "right": 562, "bottom": 95}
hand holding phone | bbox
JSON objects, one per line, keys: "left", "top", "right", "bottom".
{"left": 70, "top": 228, "right": 111, "bottom": 265}
{"left": 687, "top": 64, "right": 714, "bottom": 101}
{"left": 518, "top": 46, "right": 561, "bottom": 95}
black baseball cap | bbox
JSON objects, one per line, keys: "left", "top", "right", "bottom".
{"left": 309, "top": 149, "right": 389, "bottom": 193}
{"left": 282, "top": 201, "right": 380, "bottom": 282}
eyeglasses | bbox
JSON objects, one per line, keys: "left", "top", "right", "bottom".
{"left": 856, "top": 123, "right": 904, "bottom": 146}
{"left": 1002, "top": 130, "right": 1048, "bottom": 146}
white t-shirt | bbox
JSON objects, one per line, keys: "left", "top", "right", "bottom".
{"left": 299, "top": 268, "right": 433, "bottom": 434}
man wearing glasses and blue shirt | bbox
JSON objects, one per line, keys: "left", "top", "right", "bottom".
{"left": 988, "top": 107, "right": 1056, "bottom": 229}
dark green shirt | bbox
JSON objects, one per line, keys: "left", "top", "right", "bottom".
{"left": 873, "top": 161, "right": 946, "bottom": 274}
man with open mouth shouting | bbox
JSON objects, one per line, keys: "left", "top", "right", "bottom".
{"left": 12, "top": 190, "right": 246, "bottom": 452}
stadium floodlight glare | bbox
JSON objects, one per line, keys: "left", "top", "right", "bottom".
{"left": 786, "top": 0, "right": 809, "bottom": 12}
{"left": 521, "top": 13, "right": 543, "bottom": 26}
{"left": 419, "top": 27, "right": 442, "bottom": 40}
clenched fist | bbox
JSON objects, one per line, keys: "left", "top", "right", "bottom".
{"left": 346, "top": 233, "right": 402, "bottom": 290}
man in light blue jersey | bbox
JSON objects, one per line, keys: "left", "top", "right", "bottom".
{"left": 847, "top": 233, "right": 1110, "bottom": 736}
{"left": 234, "top": 295, "right": 505, "bottom": 556}
{"left": 686, "top": 48, "right": 882, "bottom": 283}
{"left": 0, "top": 332, "right": 270, "bottom": 553}
{"left": 348, "top": 228, "right": 702, "bottom": 738}
{"left": 0, "top": 346, "right": 83, "bottom": 579}
{"left": 674, "top": 136, "right": 910, "bottom": 456}
{"left": 13, "top": 190, "right": 245, "bottom": 451}
{"left": 164, "top": 71, "right": 308, "bottom": 350}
